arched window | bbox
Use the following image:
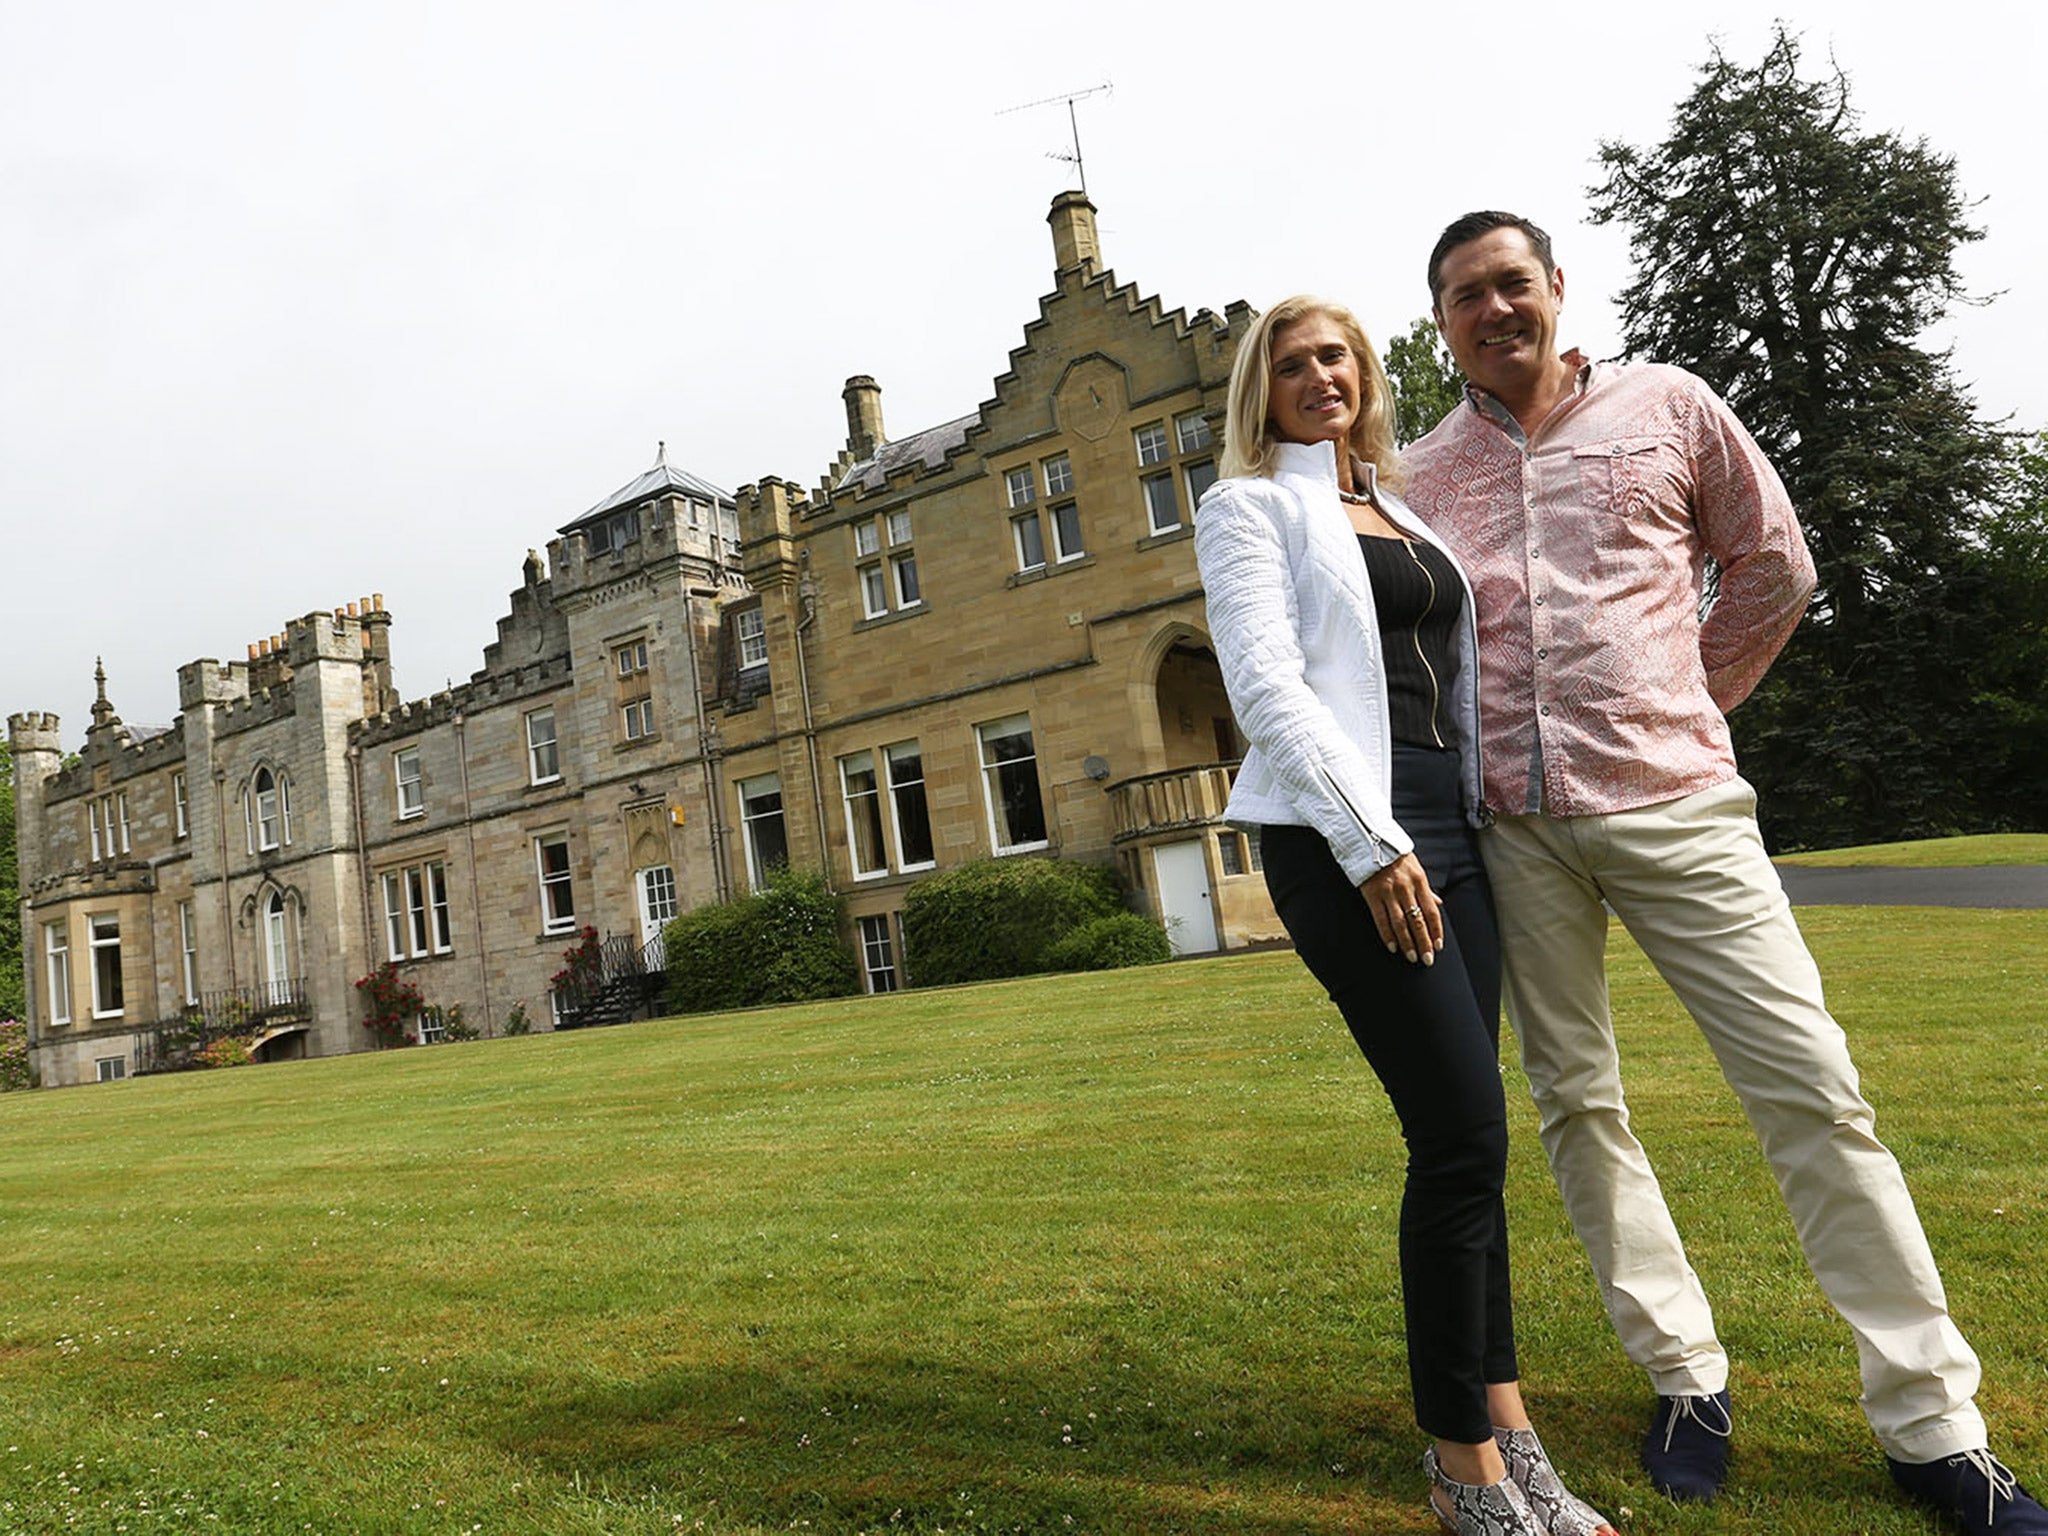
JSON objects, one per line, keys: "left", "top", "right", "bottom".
{"left": 264, "top": 891, "right": 290, "bottom": 998}
{"left": 250, "top": 767, "right": 291, "bottom": 851}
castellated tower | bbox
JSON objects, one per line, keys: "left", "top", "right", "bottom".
{"left": 8, "top": 711, "right": 63, "bottom": 903}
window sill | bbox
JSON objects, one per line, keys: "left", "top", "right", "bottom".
{"left": 1007, "top": 554, "right": 1095, "bottom": 589}
{"left": 993, "top": 841, "right": 1051, "bottom": 857}
{"left": 1137, "top": 524, "right": 1193, "bottom": 550}
{"left": 852, "top": 603, "right": 928, "bottom": 633}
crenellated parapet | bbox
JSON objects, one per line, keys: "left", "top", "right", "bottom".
{"left": 7, "top": 711, "right": 62, "bottom": 755}
{"left": 212, "top": 682, "right": 301, "bottom": 740}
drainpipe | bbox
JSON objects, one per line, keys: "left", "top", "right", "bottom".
{"left": 680, "top": 585, "right": 731, "bottom": 902}
{"left": 452, "top": 712, "right": 493, "bottom": 1030}
{"left": 212, "top": 764, "right": 236, "bottom": 991}
{"left": 791, "top": 555, "right": 833, "bottom": 891}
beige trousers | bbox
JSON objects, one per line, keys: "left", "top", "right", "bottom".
{"left": 1483, "top": 776, "right": 1985, "bottom": 1461}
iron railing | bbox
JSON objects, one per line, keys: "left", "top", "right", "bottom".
{"left": 135, "top": 977, "right": 309, "bottom": 1072}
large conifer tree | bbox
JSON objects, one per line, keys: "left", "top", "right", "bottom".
{"left": 1590, "top": 27, "right": 2013, "bottom": 846}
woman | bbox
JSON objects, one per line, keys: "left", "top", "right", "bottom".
{"left": 1193, "top": 296, "right": 1614, "bottom": 1536}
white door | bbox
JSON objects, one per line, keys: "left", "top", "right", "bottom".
{"left": 636, "top": 866, "right": 678, "bottom": 948}
{"left": 1152, "top": 840, "right": 1219, "bottom": 956}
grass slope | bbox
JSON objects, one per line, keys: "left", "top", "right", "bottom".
{"left": 2, "top": 909, "right": 2044, "bottom": 1534}
{"left": 1774, "top": 834, "right": 2048, "bottom": 868}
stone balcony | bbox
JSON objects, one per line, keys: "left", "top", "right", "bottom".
{"left": 1106, "top": 761, "right": 1238, "bottom": 844}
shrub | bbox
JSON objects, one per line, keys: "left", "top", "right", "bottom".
{"left": 0, "top": 1020, "right": 29, "bottom": 1091}
{"left": 354, "top": 962, "right": 422, "bottom": 1046}
{"left": 501, "top": 1002, "right": 533, "bottom": 1037}
{"left": 1041, "top": 912, "right": 1173, "bottom": 972}
{"left": 198, "top": 1035, "right": 254, "bottom": 1069}
{"left": 666, "top": 866, "right": 861, "bottom": 1014}
{"left": 900, "top": 857, "right": 1122, "bottom": 985}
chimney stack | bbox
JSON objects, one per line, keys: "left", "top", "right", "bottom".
{"left": 1048, "top": 190, "right": 1100, "bottom": 276}
{"left": 843, "top": 375, "right": 885, "bottom": 461}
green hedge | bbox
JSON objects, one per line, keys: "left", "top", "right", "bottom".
{"left": 1040, "top": 912, "right": 1172, "bottom": 972}
{"left": 900, "top": 857, "right": 1123, "bottom": 986}
{"left": 665, "top": 867, "right": 861, "bottom": 1014}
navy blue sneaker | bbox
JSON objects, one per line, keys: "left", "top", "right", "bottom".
{"left": 1641, "top": 1389, "right": 1730, "bottom": 1502}
{"left": 1890, "top": 1450, "right": 2048, "bottom": 1534}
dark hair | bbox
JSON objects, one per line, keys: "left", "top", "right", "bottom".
{"left": 1427, "top": 211, "right": 1556, "bottom": 306}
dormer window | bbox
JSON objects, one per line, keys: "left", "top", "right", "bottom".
{"left": 584, "top": 509, "right": 642, "bottom": 557}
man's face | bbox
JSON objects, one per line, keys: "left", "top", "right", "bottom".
{"left": 1432, "top": 228, "right": 1565, "bottom": 403}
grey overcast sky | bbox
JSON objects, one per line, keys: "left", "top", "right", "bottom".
{"left": 4, "top": 0, "right": 2042, "bottom": 738}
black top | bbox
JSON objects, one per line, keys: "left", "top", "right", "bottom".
{"left": 1358, "top": 533, "right": 1462, "bottom": 750}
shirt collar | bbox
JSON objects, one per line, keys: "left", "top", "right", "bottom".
{"left": 1463, "top": 349, "right": 1596, "bottom": 439}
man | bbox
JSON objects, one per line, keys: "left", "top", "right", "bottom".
{"left": 1400, "top": 209, "right": 2047, "bottom": 1535}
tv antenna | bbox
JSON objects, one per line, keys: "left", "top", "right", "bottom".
{"left": 997, "top": 81, "right": 1113, "bottom": 194}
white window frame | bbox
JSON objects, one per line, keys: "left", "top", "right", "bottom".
{"left": 622, "top": 698, "right": 656, "bottom": 740}
{"left": 737, "top": 773, "right": 788, "bottom": 893}
{"left": 976, "top": 714, "right": 1050, "bottom": 855}
{"left": 173, "top": 771, "right": 189, "bottom": 838}
{"left": 891, "top": 552, "right": 921, "bottom": 608}
{"left": 1012, "top": 512, "right": 1046, "bottom": 572}
{"left": 858, "top": 913, "right": 900, "bottom": 994}
{"left": 88, "top": 799, "right": 102, "bottom": 861}
{"left": 117, "top": 792, "right": 130, "bottom": 853}
{"left": 859, "top": 563, "right": 889, "bottom": 619}
{"left": 1050, "top": 502, "right": 1085, "bottom": 562}
{"left": 263, "top": 891, "right": 291, "bottom": 994}
{"left": 526, "top": 708, "right": 561, "bottom": 785}
{"left": 395, "top": 747, "right": 424, "bottom": 819}
{"left": 853, "top": 518, "right": 881, "bottom": 557}
{"left": 1142, "top": 471, "right": 1181, "bottom": 534}
{"left": 1005, "top": 466, "right": 1036, "bottom": 508}
{"left": 381, "top": 872, "right": 408, "bottom": 962}
{"left": 1043, "top": 453, "right": 1073, "bottom": 496}
{"left": 45, "top": 922, "right": 72, "bottom": 1026}
{"left": 88, "top": 912, "right": 123, "bottom": 1019}
{"left": 1183, "top": 457, "right": 1219, "bottom": 511}
{"left": 885, "top": 741, "right": 935, "bottom": 872}
{"left": 96, "top": 1056, "right": 128, "bottom": 1083}
{"left": 1134, "top": 421, "right": 1170, "bottom": 466}
{"left": 839, "top": 751, "right": 888, "bottom": 880}
{"left": 614, "top": 639, "right": 649, "bottom": 677}
{"left": 535, "top": 834, "right": 577, "bottom": 934}
{"left": 1175, "top": 410, "right": 1214, "bottom": 454}
{"left": 253, "top": 767, "right": 285, "bottom": 851}
{"left": 734, "top": 608, "right": 767, "bottom": 670}
{"left": 179, "top": 899, "right": 200, "bottom": 1006}
{"left": 886, "top": 509, "right": 913, "bottom": 546}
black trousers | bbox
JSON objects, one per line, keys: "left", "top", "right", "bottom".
{"left": 1260, "top": 745, "right": 1515, "bottom": 1443}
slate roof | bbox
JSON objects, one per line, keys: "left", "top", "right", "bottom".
{"left": 562, "top": 452, "right": 734, "bottom": 533}
{"left": 833, "top": 414, "right": 978, "bottom": 495}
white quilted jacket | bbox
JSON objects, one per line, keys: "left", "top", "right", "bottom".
{"left": 1193, "top": 439, "right": 1485, "bottom": 887}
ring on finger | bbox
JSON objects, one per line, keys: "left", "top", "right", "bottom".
{"left": 1405, "top": 904, "right": 1424, "bottom": 920}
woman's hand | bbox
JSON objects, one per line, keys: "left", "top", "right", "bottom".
{"left": 1361, "top": 853, "right": 1443, "bottom": 966}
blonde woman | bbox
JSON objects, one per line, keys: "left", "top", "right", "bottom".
{"left": 1194, "top": 296, "right": 1612, "bottom": 1536}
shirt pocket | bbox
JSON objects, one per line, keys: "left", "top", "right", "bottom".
{"left": 1572, "top": 436, "right": 1665, "bottom": 516}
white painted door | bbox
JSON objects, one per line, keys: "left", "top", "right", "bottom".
{"left": 1152, "top": 840, "right": 1219, "bottom": 956}
{"left": 636, "top": 866, "right": 678, "bottom": 947}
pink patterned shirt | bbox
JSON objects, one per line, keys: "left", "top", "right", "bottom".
{"left": 1403, "top": 356, "right": 1815, "bottom": 818}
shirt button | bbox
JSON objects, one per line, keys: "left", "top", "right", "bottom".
{"left": 1535, "top": 595, "right": 1545, "bottom": 606}
{"left": 1540, "top": 706, "right": 1552, "bottom": 717}
{"left": 1537, "top": 647, "right": 1548, "bottom": 658}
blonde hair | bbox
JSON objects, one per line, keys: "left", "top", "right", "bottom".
{"left": 1219, "top": 295, "right": 1406, "bottom": 492}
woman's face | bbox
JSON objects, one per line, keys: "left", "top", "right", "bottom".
{"left": 1266, "top": 314, "right": 1362, "bottom": 446}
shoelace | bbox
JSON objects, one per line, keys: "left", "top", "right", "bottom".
{"left": 1948, "top": 1449, "right": 2018, "bottom": 1524}
{"left": 1658, "top": 1394, "right": 1734, "bottom": 1454}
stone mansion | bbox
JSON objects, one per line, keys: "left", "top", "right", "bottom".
{"left": 9, "top": 193, "right": 1281, "bottom": 1089}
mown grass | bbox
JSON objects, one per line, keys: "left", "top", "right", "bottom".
{"left": 1774, "top": 833, "right": 2048, "bottom": 867}
{"left": 1, "top": 908, "right": 2044, "bottom": 1534}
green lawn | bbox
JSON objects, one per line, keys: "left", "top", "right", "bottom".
{"left": 1774, "top": 833, "right": 2048, "bottom": 867}
{"left": 2, "top": 909, "right": 2044, "bottom": 1534}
